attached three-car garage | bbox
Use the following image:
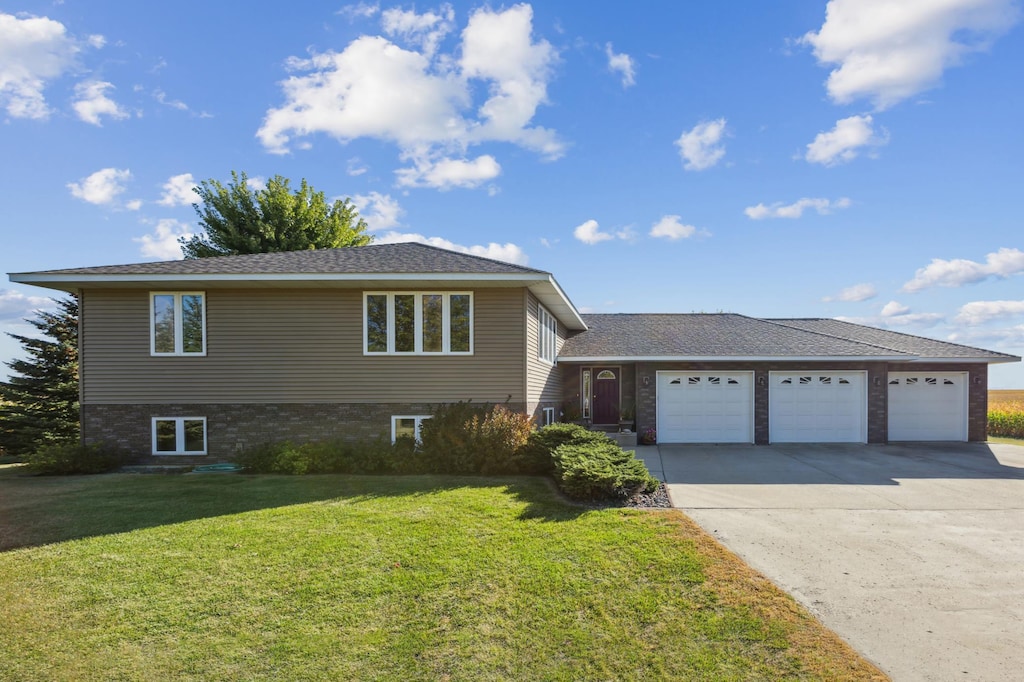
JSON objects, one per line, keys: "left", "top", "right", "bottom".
{"left": 654, "top": 368, "right": 972, "bottom": 444}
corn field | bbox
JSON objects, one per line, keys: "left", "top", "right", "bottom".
{"left": 989, "top": 391, "right": 1024, "bottom": 439}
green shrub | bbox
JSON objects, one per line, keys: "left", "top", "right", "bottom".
{"left": 235, "top": 437, "right": 414, "bottom": 475}
{"left": 519, "top": 422, "right": 608, "bottom": 475}
{"left": 418, "top": 403, "right": 536, "bottom": 474}
{"left": 552, "top": 440, "right": 658, "bottom": 500}
{"left": 523, "top": 423, "right": 658, "bottom": 500}
{"left": 26, "top": 442, "right": 128, "bottom": 475}
{"left": 989, "top": 404, "right": 1024, "bottom": 439}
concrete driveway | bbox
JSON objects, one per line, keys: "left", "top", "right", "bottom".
{"left": 636, "top": 443, "right": 1024, "bottom": 682}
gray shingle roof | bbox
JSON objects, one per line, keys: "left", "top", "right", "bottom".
{"left": 559, "top": 314, "right": 913, "bottom": 359}
{"left": 768, "top": 318, "right": 1019, "bottom": 361}
{"left": 14, "top": 242, "right": 546, "bottom": 277}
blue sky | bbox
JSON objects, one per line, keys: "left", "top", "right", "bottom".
{"left": 2, "top": 1, "right": 1023, "bottom": 387}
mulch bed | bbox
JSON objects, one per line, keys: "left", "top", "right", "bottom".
{"left": 621, "top": 482, "right": 672, "bottom": 508}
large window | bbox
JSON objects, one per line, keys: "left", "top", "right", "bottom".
{"left": 364, "top": 292, "right": 472, "bottom": 355}
{"left": 392, "top": 415, "right": 430, "bottom": 443}
{"left": 538, "top": 304, "right": 557, "bottom": 364}
{"left": 151, "top": 292, "right": 206, "bottom": 356}
{"left": 152, "top": 417, "right": 207, "bottom": 455}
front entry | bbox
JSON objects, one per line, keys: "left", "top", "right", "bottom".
{"left": 592, "top": 367, "right": 620, "bottom": 424}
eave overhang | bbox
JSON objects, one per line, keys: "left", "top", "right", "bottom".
{"left": 9, "top": 271, "right": 589, "bottom": 331}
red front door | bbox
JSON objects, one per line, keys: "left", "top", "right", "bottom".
{"left": 592, "top": 368, "right": 620, "bottom": 424}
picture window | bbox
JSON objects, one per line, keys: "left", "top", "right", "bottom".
{"left": 364, "top": 292, "right": 472, "bottom": 355}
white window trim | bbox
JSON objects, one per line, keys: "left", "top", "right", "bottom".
{"left": 538, "top": 304, "right": 557, "bottom": 365}
{"left": 364, "top": 292, "right": 473, "bottom": 356}
{"left": 150, "top": 291, "right": 207, "bottom": 356}
{"left": 391, "top": 415, "right": 431, "bottom": 443}
{"left": 152, "top": 416, "right": 207, "bottom": 456}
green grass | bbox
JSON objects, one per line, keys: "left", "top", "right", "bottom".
{"left": 0, "top": 467, "right": 884, "bottom": 681}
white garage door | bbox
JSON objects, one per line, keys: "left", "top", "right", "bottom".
{"left": 770, "top": 371, "right": 866, "bottom": 443}
{"left": 657, "top": 371, "right": 753, "bottom": 443}
{"left": 888, "top": 372, "right": 967, "bottom": 441}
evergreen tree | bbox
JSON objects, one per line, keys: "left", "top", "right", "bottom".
{"left": 0, "top": 298, "right": 80, "bottom": 456}
{"left": 179, "top": 171, "right": 372, "bottom": 259}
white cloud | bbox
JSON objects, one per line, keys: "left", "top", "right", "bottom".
{"left": 346, "top": 157, "right": 368, "bottom": 176}
{"left": 157, "top": 173, "right": 198, "bottom": 207}
{"left": 458, "top": 5, "right": 560, "bottom": 155}
{"left": 903, "top": 247, "right": 1024, "bottom": 292}
{"left": 374, "top": 231, "right": 528, "bottom": 265}
{"left": 0, "top": 12, "right": 81, "bottom": 119}
{"left": 823, "top": 283, "right": 878, "bottom": 302}
{"left": 616, "top": 225, "right": 638, "bottom": 242}
{"left": 67, "top": 168, "right": 132, "bottom": 206}
{"left": 247, "top": 176, "right": 267, "bottom": 191}
{"left": 338, "top": 2, "right": 379, "bottom": 20}
{"left": 675, "top": 118, "right": 727, "bottom": 170}
{"left": 153, "top": 88, "right": 189, "bottom": 111}
{"left": 257, "top": 4, "right": 561, "bottom": 189}
{"left": 72, "top": 80, "right": 128, "bottom": 126}
{"left": 573, "top": 219, "right": 613, "bottom": 245}
{"left": 382, "top": 4, "right": 454, "bottom": 58}
{"left": 605, "top": 42, "right": 636, "bottom": 88}
{"left": 805, "top": 115, "right": 887, "bottom": 166}
{"left": 838, "top": 306, "right": 944, "bottom": 328}
{"left": 0, "top": 288, "right": 53, "bottom": 321}
{"left": 745, "top": 196, "right": 852, "bottom": 219}
{"left": 125, "top": 199, "right": 142, "bottom": 211}
{"left": 395, "top": 154, "right": 501, "bottom": 190}
{"left": 351, "top": 191, "right": 403, "bottom": 232}
{"left": 948, "top": 325, "right": 1024, "bottom": 347}
{"left": 649, "top": 215, "right": 709, "bottom": 240}
{"left": 955, "top": 300, "right": 1024, "bottom": 325}
{"left": 880, "top": 300, "right": 910, "bottom": 317}
{"left": 134, "top": 219, "right": 193, "bottom": 260}
{"left": 800, "top": 0, "right": 1020, "bottom": 110}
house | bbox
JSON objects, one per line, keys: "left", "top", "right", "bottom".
{"left": 9, "top": 242, "right": 1019, "bottom": 460}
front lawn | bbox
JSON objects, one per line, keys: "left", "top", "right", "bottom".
{"left": 0, "top": 466, "right": 884, "bottom": 681}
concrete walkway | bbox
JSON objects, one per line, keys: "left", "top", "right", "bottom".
{"left": 650, "top": 442, "right": 1024, "bottom": 682}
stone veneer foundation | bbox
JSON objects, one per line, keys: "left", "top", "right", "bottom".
{"left": 82, "top": 402, "right": 527, "bottom": 464}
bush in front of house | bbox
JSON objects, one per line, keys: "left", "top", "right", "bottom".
{"left": 524, "top": 422, "right": 659, "bottom": 500}
{"left": 233, "top": 411, "right": 660, "bottom": 502}
{"left": 235, "top": 438, "right": 405, "bottom": 475}
{"left": 26, "top": 442, "right": 128, "bottom": 475}
{"left": 417, "top": 402, "right": 536, "bottom": 474}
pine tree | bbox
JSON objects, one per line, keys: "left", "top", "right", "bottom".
{"left": 0, "top": 298, "right": 80, "bottom": 455}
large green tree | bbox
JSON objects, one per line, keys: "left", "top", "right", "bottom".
{"left": 0, "top": 298, "right": 80, "bottom": 456}
{"left": 179, "top": 171, "right": 372, "bottom": 258}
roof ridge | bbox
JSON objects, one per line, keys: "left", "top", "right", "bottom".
{"left": 779, "top": 317, "right": 1019, "bottom": 358}
{"left": 392, "top": 241, "right": 547, "bottom": 274}
{"left": 759, "top": 318, "right": 915, "bottom": 357}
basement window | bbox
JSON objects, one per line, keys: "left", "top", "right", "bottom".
{"left": 392, "top": 415, "right": 430, "bottom": 444}
{"left": 152, "top": 417, "right": 207, "bottom": 455}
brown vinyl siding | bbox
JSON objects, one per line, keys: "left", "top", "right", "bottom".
{"left": 80, "top": 287, "right": 526, "bottom": 404}
{"left": 525, "top": 292, "right": 563, "bottom": 414}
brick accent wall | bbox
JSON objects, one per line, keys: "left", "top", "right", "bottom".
{"left": 82, "top": 401, "right": 527, "bottom": 463}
